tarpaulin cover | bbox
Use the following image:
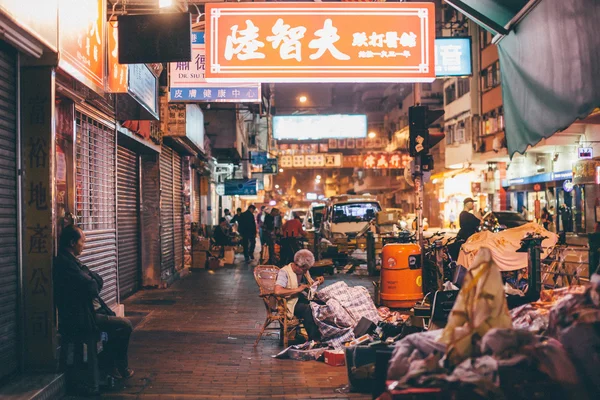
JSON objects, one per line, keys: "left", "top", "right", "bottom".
{"left": 458, "top": 223, "right": 558, "bottom": 272}
{"left": 498, "top": 0, "right": 600, "bottom": 157}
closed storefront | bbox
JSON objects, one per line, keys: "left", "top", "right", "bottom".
{"left": 0, "top": 40, "right": 18, "bottom": 380}
{"left": 159, "top": 146, "right": 184, "bottom": 276}
{"left": 117, "top": 145, "right": 141, "bottom": 299}
{"left": 75, "top": 109, "right": 118, "bottom": 306}
{"left": 173, "top": 151, "right": 183, "bottom": 271}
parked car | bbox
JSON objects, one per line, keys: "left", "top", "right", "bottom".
{"left": 490, "top": 211, "right": 529, "bottom": 229}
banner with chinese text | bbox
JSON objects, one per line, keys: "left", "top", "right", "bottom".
{"left": 280, "top": 153, "right": 343, "bottom": 169}
{"left": 205, "top": 2, "right": 435, "bottom": 83}
{"left": 58, "top": 0, "right": 105, "bottom": 94}
{"left": 169, "top": 32, "right": 261, "bottom": 102}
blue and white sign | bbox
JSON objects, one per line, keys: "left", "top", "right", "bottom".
{"left": 434, "top": 37, "right": 472, "bottom": 77}
{"left": 250, "top": 151, "right": 268, "bottom": 166}
{"left": 503, "top": 170, "right": 573, "bottom": 187}
{"left": 263, "top": 158, "right": 278, "bottom": 174}
{"left": 224, "top": 179, "right": 257, "bottom": 196}
{"left": 169, "top": 32, "right": 261, "bottom": 103}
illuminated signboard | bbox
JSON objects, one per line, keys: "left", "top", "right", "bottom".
{"left": 434, "top": 37, "right": 472, "bottom": 77}
{"left": 578, "top": 147, "right": 593, "bottom": 160}
{"left": 58, "top": 0, "right": 105, "bottom": 94}
{"left": 205, "top": 2, "right": 435, "bottom": 83}
{"left": 169, "top": 32, "right": 261, "bottom": 103}
{"left": 273, "top": 115, "right": 367, "bottom": 141}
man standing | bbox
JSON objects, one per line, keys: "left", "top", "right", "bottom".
{"left": 457, "top": 197, "right": 482, "bottom": 241}
{"left": 238, "top": 205, "right": 257, "bottom": 262}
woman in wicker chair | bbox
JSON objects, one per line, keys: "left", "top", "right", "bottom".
{"left": 274, "top": 249, "right": 324, "bottom": 341}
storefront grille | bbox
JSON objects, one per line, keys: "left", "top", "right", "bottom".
{"left": 75, "top": 111, "right": 118, "bottom": 306}
{"left": 75, "top": 112, "right": 116, "bottom": 231}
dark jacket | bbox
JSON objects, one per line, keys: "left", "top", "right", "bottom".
{"left": 238, "top": 210, "right": 257, "bottom": 237}
{"left": 53, "top": 250, "right": 107, "bottom": 340}
{"left": 213, "top": 225, "right": 231, "bottom": 246}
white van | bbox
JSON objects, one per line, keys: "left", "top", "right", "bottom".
{"left": 321, "top": 195, "right": 381, "bottom": 241}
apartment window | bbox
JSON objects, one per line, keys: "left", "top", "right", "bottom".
{"left": 481, "top": 108, "right": 504, "bottom": 136}
{"left": 445, "top": 83, "right": 457, "bottom": 105}
{"left": 480, "top": 29, "right": 492, "bottom": 49}
{"left": 457, "top": 79, "right": 470, "bottom": 98}
{"left": 445, "top": 124, "right": 455, "bottom": 145}
{"left": 481, "top": 61, "right": 501, "bottom": 92}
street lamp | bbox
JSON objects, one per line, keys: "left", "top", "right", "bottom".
{"left": 316, "top": 175, "right": 322, "bottom": 180}
{"left": 279, "top": 168, "right": 284, "bottom": 173}
{"left": 297, "top": 189, "right": 302, "bottom": 193}
{"left": 299, "top": 95, "right": 307, "bottom": 103}
{"left": 368, "top": 131, "right": 377, "bottom": 139}
{"left": 159, "top": 0, "right": 173, "bottom": 8}
{"left": 275, "top": 184, "right": 280, "bottom": 189}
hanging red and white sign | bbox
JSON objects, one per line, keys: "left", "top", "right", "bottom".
{"left": 205, "top": 2, "right": 435, "bottom": 83}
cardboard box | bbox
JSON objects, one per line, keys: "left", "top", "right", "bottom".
{"left": 324, "top": 350, "right": 346, "bottom": 366}
{"left": 208, "top": 258, "right": 220, "bottom": 270}
{"left": 377, "top": 210, "right": 399, "bottom": 225}
{"left": 193, "top": 251, "right": 208, "bottom": 269}
{"left": 223, "top": 247, "right": 235, "bottom": 264}
{"left": 196, "top": 238, "right": 210, "bottom": 251}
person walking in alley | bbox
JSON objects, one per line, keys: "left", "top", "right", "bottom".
{"left": 238, "top": 205, "right": 258, "bottom": 262}
{"left": 274, "top": 249, "right": 324, "bottom": 342}
{"left": 54, "top": 225, "right": 134, "bottom": 391}
{"left": 449, "top": 210, "right": 457, "bottom": 229}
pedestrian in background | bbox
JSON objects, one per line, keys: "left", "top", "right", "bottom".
{"left": 237, "top": 205, "right": 257, "bottom": 262}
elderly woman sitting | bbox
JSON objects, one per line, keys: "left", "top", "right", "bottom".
{"left": 274, "top": 249, "right": 324, "bottom": 341}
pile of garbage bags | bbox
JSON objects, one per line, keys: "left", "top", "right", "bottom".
{"left": 384, "top": 247, "right": 600, "bottom": 399}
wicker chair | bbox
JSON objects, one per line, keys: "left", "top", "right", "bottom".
{"left": 253, "top": 265, "right": 303, "bottom": 347}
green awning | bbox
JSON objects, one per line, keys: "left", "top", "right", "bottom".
{"left": 497, "top": 0, "right": 600, "bottom": 157}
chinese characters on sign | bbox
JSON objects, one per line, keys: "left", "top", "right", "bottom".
{"left": 107, "top": 22, "right": 128, "bottom": 93}
{"left": 280, "top": 153, "right": 342, "bottom": 169}
{"left": 434, "top": 37, "right": 472, "bottom": 77}
{"left": 169, "top": 32, "right": 261, "bottom": 102}
{"left": 59, "top": 0, "right": 105, "bottom": 93}
{"left": 21, "top": 68, "right": 56, "bottom": 366}
{"left": 205, "top": 2, "right": 435, "bottom": 82}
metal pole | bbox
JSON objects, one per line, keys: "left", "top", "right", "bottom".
{"left": 413, "top": 83, "right": 424, "bottom": 268}
{"left": 367, "top": 230, "right": 375, "bottom": 276}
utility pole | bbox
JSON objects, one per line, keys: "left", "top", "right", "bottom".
{"left": 409, "top": 88, "right": 444, "bottom": 276}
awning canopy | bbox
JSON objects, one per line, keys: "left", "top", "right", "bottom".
{"left": 497, "top": 0, "right": 600, "bottom": 157}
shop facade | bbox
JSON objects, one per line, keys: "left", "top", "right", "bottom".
{"left": 0, "top": 38, "right": 20, "bottom": 381}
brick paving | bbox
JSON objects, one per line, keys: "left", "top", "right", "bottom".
{"left": 98, "top": 257, "right": 375, "bottom": 400}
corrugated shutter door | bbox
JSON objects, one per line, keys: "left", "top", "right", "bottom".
{"left": 117, "top": 145, "right": 140, "bottom": 299}
{"left": 0, "top": 42, "right": 18, "bottom": 380}
{"left": 159, "top": 147, "right": 174, "bottom": 275}
{"left": 75, "top": 111, "right": 118, "bottom": 306}
{"left": 192, "top": 172, "right": 200, "bottom": 223}
{"left": 173, "top": 152, "right": 183, "bottom": 270}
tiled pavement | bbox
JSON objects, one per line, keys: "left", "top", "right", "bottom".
{"left": 96, "top": 257, "right": 375, "bottom": 400}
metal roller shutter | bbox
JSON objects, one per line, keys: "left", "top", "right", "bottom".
{"left": 117, "top": 145, "right": 140, "bottom": 299}
{"left": 0, "top": 41, "right": 18, "bottom": 380}
{"left": 192, "top": 172, "right": 200, "bottom": 223}
{"left": 173, "top": 152, "right": 183, "bottom": 271}
{"left": 75, "top": 111, "right": 118, "bottom": 306}
{"left": 159, "top": 146, "right": 174, "bottom": 275}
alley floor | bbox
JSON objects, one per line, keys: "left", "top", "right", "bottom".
{"left": 97, "top": 258, "right": 375, "bottom": 400}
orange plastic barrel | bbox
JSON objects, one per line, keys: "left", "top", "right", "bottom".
{"left": 380, "top": 243, "right": 422, "bottom": 308}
